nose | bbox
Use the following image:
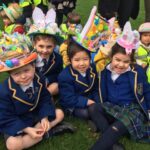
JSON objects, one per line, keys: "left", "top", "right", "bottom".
{"left": 79, "top": 60, "right": 85, "bottom": 65}
{"left": 119, "top": 62, "right": 124, "bottom": 67}
{"left": 20, "top": 73, "right": 26, "bottom": 79}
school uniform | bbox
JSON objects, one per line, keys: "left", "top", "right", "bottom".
{"left": 99, "top": 64, "right": 150, "bottom": 141}
{"left": 58, "top": 64, "right": 100, "bottom": 111}
{"left": 0, "top": 73, "right": 55, "bottom": 136}
{"left": 36, "top": 52, "right": 63, "bottom": 85}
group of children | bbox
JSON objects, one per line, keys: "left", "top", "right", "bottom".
{"left": 0, "top": 3, "right": 150, "bottom": 150}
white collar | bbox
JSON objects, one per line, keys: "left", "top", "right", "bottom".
{"left": 36, "top": 54, "right": 49, "bottom": 67}
{"left": 80, "top": 72, "right": 86, "bottom": 77}
{"left": 20, "top": 82, "right": 34, "bottom": 92}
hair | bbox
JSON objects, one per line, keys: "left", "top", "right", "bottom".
{"left": 110, "top": 43, "right": 135, "bottom": 63}
{"left": 33, "top": 34, "right": 57, "bottom": 45}
{"left": 67, "top": 38, "right": 91, "bottom": 61}
{"left": 67, "top": 12, "right": 81, "bottom": 24}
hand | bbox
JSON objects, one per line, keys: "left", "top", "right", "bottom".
{"left": 142, "top": 64, "right": 147, "bottom": 68}
{"left": 23, "top": 127, "right": 44, "bottom": 139}
{"left": 41, "top": 117, "right": 50, "bottom": 132}
{"left": 87, "top": 99, "right": 95, "bottom": 106}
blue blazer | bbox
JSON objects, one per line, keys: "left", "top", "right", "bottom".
{"left": 0, "top": 73, "right": 55, "bottom": 136}
{"left": 99, "top": 64, "right": 150, "bottom": 120}
{"left": 37, "top": 52, "right": 63, "bottom": 84}
{"left": 58, "top": 64, "right": 100, "bottom": 109}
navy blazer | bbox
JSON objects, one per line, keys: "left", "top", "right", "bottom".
{"left": 37, "top": 52, "right": 63, "bottom": 84}
{"left": 99, "top": 64, "right": 150, "bottom": 120}
{"left": 0, "top": 73, "right": 55, "bottom": 136}
{"left": 58, "top": 64, "right": 100, "bottom": 109}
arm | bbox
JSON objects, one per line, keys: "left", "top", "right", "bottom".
{"left": 0, "top": 88, "right": 28, "bottom": 136}
{"left": 58, "top": 75, "right": 88, "bottom": 108}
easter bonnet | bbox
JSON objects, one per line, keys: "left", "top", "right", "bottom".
{"left": 72, "top": 6, "right": 109, "bottom": 52}
{"left": 117, "top": 21, "right": 140, "bottom": 54}
{"left": 0, "top": 33, "right": 37, "bottom": 72}
{"left": 27, "top": 7, "right": 63, "bottom": 44}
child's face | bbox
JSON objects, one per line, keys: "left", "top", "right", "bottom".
{"left": 111, "top": 53, "right": 131, "bottom": 74}
{"left": 34, "top": 38, "right": 55, "bottom": 59}
{"left": 141, "top": 32, "right": 150, "bottom": 46}
{"left": 71, "top": 51, "right": 90, "bottom": 73}
{"left": 10, "top": 64, "right": 35, "bottom": 86}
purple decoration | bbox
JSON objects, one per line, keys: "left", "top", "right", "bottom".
{"left": 5, "top": 60, "right": 14, "bottom": 68}
{"left": 11, "top": 58, "right": 19, "bottom": 66}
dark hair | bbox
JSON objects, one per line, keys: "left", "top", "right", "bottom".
{"left": 67, "top": 39, "right": 91, "bottom": 60}
{"left": 67, "top": 12, "right": 81, "bottom": 24}
{"left": 111, "top": 43, "right": 135, "bottom": 63}
{"left": 33, "top": 34, "right": 56, "bottom": 45}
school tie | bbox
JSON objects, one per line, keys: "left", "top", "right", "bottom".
{"left": 25, "top": 87, "right": 33, "bottom": 99}
{"left": 41, "top": 59, "right": 47, "bottom": 71}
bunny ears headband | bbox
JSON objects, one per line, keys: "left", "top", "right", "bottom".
{"left": 117, "top": 22, "right": 140, "bottom": 54}
{"left": 27, "top": 7, "right": 63, "bottom": 43}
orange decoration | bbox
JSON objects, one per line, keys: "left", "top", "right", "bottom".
{"left": 0, "top": 64, "right": 4, "bottom": 70}
{"left": 23, "top": 52, "right": 37, "bottom": 64}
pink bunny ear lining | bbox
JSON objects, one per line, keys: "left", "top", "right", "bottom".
{"left": 117, "top": 39, "right": 135, "bottom": 53}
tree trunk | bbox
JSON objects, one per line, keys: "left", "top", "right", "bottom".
{"left": 144, "top": 0, "right": 150, "bottom": 21}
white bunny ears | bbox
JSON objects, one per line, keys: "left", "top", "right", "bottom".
{"left": 27, "top": 7, "right": 61, "bottom": 37}
{"left": 117, "top": 22, "right": 140, "bottom": 54}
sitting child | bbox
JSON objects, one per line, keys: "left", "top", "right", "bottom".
{"left": 135, "top": 22, "right": 150, "bottom": 82}
{"left": 28, "top": 7, "right": 64, "bottom": 96}
{"left": 58, "top": 38, "right": 100, "bottom": 120}
{"left": 89, "top": 22, "right": 150, "bottom": 150}
{"left": 0, "top": 34, "right": 74, "bottom": 150}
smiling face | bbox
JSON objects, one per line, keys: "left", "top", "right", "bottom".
{"left": 71, "top": 51, "right": 90, "bottom": 73}
{"left": 10, "top": 64, "right": 35, "bottom": 86}
{"left": 111, "top": 52, "right": 131, "bottom": 74}
{"left": 34, "top": 36, "right": 56, "bottom": 59}
{"left": 141, "top": 32, "right": 150, "bottom": 46}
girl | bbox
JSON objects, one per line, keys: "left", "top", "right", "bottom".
{"left": 136, "top": 22, "right": 150, "bottom": 82}
{"left": 58, "top": 39, "right": 100, "bottom": 120}
{"left": 89, "top": 22, "right": 150, "bottom": 150}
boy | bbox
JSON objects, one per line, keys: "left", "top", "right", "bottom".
{"left": 0, "top": 34, "right": 74, "bottom": 150}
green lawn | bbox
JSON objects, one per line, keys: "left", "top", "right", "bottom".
{"left": 0, "top": 0, "right": 150, "bottom": 150}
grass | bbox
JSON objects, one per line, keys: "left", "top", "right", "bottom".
{"left": 0, "top": 0, "right": 150, "bottom": 150}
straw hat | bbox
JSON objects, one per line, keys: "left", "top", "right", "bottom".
{"left": 3, "top": 3, "right": 22, "bottom": 23}
{"left": 0, "top": 33, "right": 37, "bottom": 72}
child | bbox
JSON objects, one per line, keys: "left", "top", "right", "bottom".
{"left": 28, "top": 7, "right": 63, "bottom": 96}
{"left": 89, "top": 22, "right": 150, "bottom": 150}
{"left": 135, "top": 22, "right": 150, "bottom": 82}
{"left": 0, "top": 3, "right": 25, "bottom": 34}
{"left": 58, "top": 38, "right": 100, "bottom": 120}
{"left": 0, "top": 34, "right": 73, "bottom": 150}
{"left": 59, "top": 11, "right": 82, "bottom": 67}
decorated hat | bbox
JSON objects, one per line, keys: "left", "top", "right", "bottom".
{"left": 138, "top": 22, "right": 150, "bottom": 33}
{"left": 27, "top": 7, "right": 63, "bottom": 43}
{"left": 72, "top": 6, "right": 109, "bottom": 52}
{"left": 117, "top": 21, "right": 140, "bottom": 54}
{"left": 0, "top": 33, "right": 37, "bottom": 72}
{"left": 2, "top": 3, "right": 22, "bottom": 23}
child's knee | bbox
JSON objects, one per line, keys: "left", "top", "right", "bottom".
{"left": 56, "top": 109, "right": 64, "bottom": 119}
{"left": 6, "top": 136, "right": 23, "bottom": 150}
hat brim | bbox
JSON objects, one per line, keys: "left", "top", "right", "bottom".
{"left": 71, "top": 36, "right": 96, "bottom": 53}
{"left": 0, "top": 52, "right": 37, "bottom": 72}
{"left": 28, "top": 32, "right": 64, "bottom": 45}
{"left": 3, "top": 8, "right": 15, "bottom": 23}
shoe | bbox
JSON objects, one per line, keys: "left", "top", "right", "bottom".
{"left": 112, "top": 143, "right": 125, "bottom": 150}
{"left": 44, "top": 121, "right": 76, "bottom": 139}
{"left": 88, "top": 120, "right": 97, "bottom": 132}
